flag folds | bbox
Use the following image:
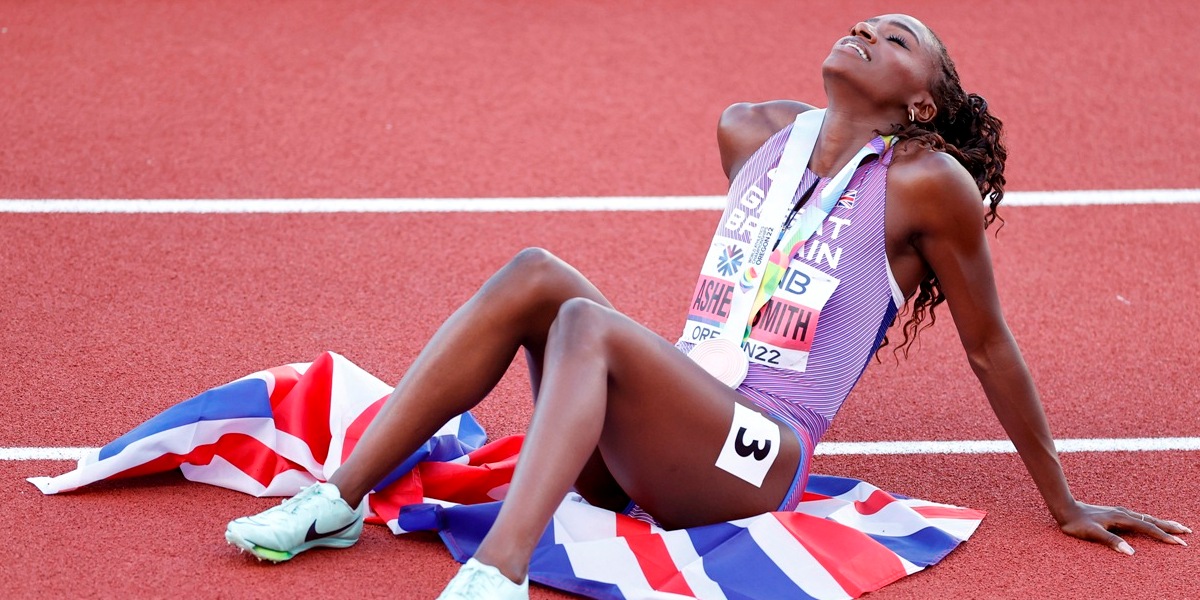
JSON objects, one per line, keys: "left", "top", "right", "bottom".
{"left": 30, "top": 352, "right": 984, "bottom": 600}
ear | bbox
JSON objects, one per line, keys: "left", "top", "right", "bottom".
{"left": 910, "top": 93, "right": 937, "bottom": 123}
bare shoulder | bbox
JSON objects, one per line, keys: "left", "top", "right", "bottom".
{"left": 887, "top": 143, "right": 985, "bottom": 235}
{"left": 719, "top": 100, "right": 818, "bottom": 136}
{"left": 718, "top": 100, "right": 818, "bottom": 181}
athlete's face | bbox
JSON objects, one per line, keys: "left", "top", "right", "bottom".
{"left": 823, "top": 14, "right": 941, "bottom": 121}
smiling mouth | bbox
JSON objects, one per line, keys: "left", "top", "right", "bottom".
{"left": 840, "top": 40, "right": 869, "bottom": 61}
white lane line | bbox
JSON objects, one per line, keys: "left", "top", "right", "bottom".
{"left": 0, "top": 196, "right": 718, "bottom": 213}
{"left": 4, "top": 437, "right": 1199, "bottom": 461}
{"left": 3, "top": 448, "right": 92, "bottom": 460}
{"left": 2, "top": 188, "right": 1199, "bottom": 213}
{"left": 813, "top": 437, "right": 1200, "bottom": 456}
{"left": 1001, "top": 188, "right": 1200, "bottom": 206}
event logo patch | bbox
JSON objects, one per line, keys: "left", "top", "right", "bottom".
{"left": 717, "top": 245, "right": 744, "bottom": 277}
{"left": 739, "top": 266, "right": 759, "bottom": 292}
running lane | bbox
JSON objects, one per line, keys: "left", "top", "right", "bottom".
{"left": 2, "top": 0, "right": 1198, "bottom": 198}
{"left": 3, "top": 1, "right": 1198, "bottom": 599}
{"left": 2, "top": 207, "right": 1199, "bottom": 446}
{"left": 3, "top": 206, "right": 1197, "bottom": 599}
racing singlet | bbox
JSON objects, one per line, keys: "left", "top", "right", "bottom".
{"left": 677, "top": 113, "right": 905, "bottom": 446}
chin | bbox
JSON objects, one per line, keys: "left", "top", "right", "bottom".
{"left": 821, "top": 54, "right": 860, "bottom": 86}
{"left": 821, "top": 49, "right": 870, "bottom": 78}
{"left": 820, "top": 57, "right": 841, "bottom": 78}
{"left": 821, "top": 60, "right": 887, "bottom": 107}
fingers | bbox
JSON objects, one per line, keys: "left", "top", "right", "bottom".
{"left": 1112, "top": 508, "right": 1189, "bottom": 547}
{"left": 1064, "top": 503, "right": 1191, "bottom": 554}
{"left": 1167, "top": 520, "right": 1193, "bottom": 535}
{"left": 1066, "top": 506, "right": 1192, "bottom": 555}
{"left": 1062, "top": 518, "right": 1137, "bottom": 555}
{"left": 1140, "top": 514, "right": 1192, "bottom": 538}
{"left": 1093, "top": 528, "right": 1136, "bottom": 556}
{"left": 1153, "top": 517, "right": 1193, "bottom": 536}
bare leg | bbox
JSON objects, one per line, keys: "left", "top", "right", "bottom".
{"left": 328, "top": 248, "right": 617, "bottom": 503}
{"left": 525, "top": 347, "right": 630, "bottom": 512}
{"left": 473, "top": 298, "right": 802, "bottom": 582}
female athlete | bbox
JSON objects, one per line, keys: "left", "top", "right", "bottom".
{"left": 225, "top": 14, "right": 1190, "bottom": 599}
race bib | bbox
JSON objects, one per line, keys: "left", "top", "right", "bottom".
{"left": 714, "top": 403, "right": 781, "bottom": 487}
{"left": 681, "top": 240, "right": 746, "bottom": 345}
{"left": 743, "top": 261, "right": 838, "bottom": 371}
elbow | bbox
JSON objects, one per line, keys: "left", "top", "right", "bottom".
{"left": 963, "top": 334, "right": 1022, "bottom": 377}
{"left": 965, "top": 345, "right": 998, "bottom": 375}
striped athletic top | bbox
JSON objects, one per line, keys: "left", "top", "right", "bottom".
{"left": 677, "top": 122, "right": 905, "bottom": 455}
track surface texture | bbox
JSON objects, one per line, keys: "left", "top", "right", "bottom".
{"left": 2, "top": 1, "right": 1197, "bottom": 599}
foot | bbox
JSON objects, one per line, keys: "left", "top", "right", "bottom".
{"left": 225, "top": 482, "right": 364, "bottom": 562}
{"left": 436, "top": 558, "right": 530, "bottom": 600}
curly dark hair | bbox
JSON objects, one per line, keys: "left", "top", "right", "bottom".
{"left": 877, "top": 27, "right": 1008, "bottom": 358}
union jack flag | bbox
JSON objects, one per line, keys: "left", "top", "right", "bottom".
{"left": 30, "top": 352, "right": 984, "bottom": 600}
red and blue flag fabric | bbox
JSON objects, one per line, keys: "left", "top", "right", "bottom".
{"left": 30, "top": 352, "right": 985, "bottom": 600}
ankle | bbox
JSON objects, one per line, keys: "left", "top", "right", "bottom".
{"left": 324, "top": 477, "right": 364, "bottom": 508}
{"left": 471, "top": 550, "right": 529, "bottom": 585}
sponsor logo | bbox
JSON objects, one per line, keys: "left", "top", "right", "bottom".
{"left": 305, "top": 519, "right": 357, "bottom": 543}
{"left": 716, "top": 245, "right": 744, "bottom": 277}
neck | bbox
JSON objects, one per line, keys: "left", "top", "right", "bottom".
{"left": 810, "top": 101, "right": 896, "bottom": 177}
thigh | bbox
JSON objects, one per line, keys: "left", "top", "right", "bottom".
{"left": 589, "top": 307, "right": 803, "bottom": 528}
{"left": 496, "top": 251, "right": 631, "bottom": 511}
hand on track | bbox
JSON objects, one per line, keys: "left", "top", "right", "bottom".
{"left": 1059, "top": 501, "right": 1191, "bottom": 555}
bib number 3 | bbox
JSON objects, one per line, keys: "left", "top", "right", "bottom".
{"left": 715, "top": 403, "right": 781, "bottom": 487}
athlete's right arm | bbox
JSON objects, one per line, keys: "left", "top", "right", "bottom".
{"left": 717, "top": 100, "right": 817, "bottom": 182}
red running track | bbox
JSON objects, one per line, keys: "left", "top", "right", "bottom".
{"left": 2, "top": 1, "right": 1198, "bottom": 598}
{"left": 4, "top": 0, "right": 1200, "bottom": 197}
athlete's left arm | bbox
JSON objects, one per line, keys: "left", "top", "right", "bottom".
{"left": 891, "top": 152, "right": 1191, "bottom": 555}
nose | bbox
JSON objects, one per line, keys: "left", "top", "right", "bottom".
{"left": 851, "top": 21, "right": 877, "bottom": 43}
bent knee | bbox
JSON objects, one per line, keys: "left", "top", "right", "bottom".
{"left": 550, "top": 297, "right": 613, "bottom": 346}
{"left": 555, "top": 297, "right": 609, "bottom": 327}
{"left": 503, "top": 247, "right": 573, "bottom": 291}
{"left": 508, "top": 247, "right": 560, "bottom": 271}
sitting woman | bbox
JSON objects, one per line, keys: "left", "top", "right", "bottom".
{"left": 225, "top": 13, "right": 1189, "bottom": 600}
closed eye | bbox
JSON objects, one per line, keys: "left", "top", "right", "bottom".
{"left": 887, "top": 34, "right": 910, "bottom": 49}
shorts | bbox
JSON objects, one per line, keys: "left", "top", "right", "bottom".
{"left": 768, "top": 412, "right": 809, "bottom": 512}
